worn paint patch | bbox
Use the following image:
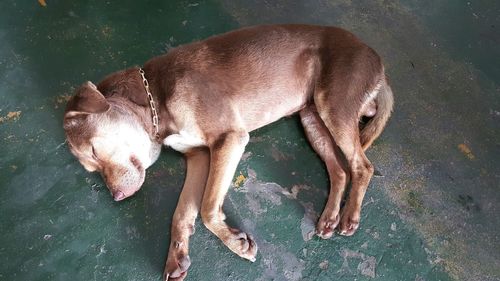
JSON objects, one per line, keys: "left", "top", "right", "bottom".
{"left": 100, "top": 25, "right": 113, "bottom": 39}
{"left": 238, "top": 177, "right": 285, "bottom": 206}
{"left": 235, "top": 169, "right": 319, "bottom": 241}
{"left": 233, "top": 172, "right": 246, "bottom": 188}
{"left": 0, "top": 111, "right": 21, "bottom": 123}
{"left": 300, "top": 202, "right": 318, "bottom": 241}
{"left": 339, "top": 248, "right": 377, "bottom": 278}
{"left": 457, "top": 143, "right": 475, "bottom": 160}
{"left": 270, "top": 145, "right": 293, "bottom": 161}
{"left": 289, "top": 185, "right": 311, "bottom": 200}
{"left": 241, "top": 151, "right": 253, "bottom": 161}
{"left": 54, "top": 94, "right": 71, "bottom": 109}
{"left": 236, "top": 168, "right": 318, "bottom": 242}
{"left": 257, "top": 241, "right": 305, "bottom": 281}
{"left": 237, "top": 168, "right": 315, "bottom": 207}
{"left": 237, "top": 169, "right": 286, "bottom": 205}
{"left": 242, "top": 194, "right": 266, "bottom": 215}
{"left": 319, "top": 260, "right": 329, "bottom": 270}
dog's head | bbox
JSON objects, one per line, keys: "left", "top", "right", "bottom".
{"left": 63, "top": 77, "right": 161, "bottom": 201}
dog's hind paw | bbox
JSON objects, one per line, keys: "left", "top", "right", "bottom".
{"left": 338, "top": 214, "right": 360, "bottom": 236}
{"left": 316, "top": 213, "right": 340, "bottom": 239}
{"left": 164, "top": 254, "right": 191, "bottom": 281}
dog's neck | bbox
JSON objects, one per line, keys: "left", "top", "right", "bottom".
{"left": 138, "top": 68, "right": 161, "bottom": 141}
{"left": 139, "top": 65, "right": 178, "bottom": 143}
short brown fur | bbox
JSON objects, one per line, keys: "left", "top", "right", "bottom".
{"left": 63, "top": 24, "right": 393, "bottom": 280}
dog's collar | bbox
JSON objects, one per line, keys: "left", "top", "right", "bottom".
{"left": 139, "top": 68, "right": 160, "bottom": 141}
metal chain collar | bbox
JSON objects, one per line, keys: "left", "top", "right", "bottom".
{"left": 139, "top": 68, "right": 160, "bottom": 140}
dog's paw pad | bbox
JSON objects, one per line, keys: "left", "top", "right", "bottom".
{"left": 164, "top": 255, "right": 191, "bottom": 281}
{"left": 316, "top": 214, "right": 340, "bottom": 239}
{"left": 338, "top": 216, "right": 360, "bottom": 236}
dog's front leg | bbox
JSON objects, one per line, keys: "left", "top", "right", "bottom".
{"left": 201, "top": 131, "right": 258, "bottom": 262}
{"left": 164, "top": 148, "right": 209, "bottom": 281}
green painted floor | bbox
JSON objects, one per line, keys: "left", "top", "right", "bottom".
{"left": 1, "top": 1, "right": 499, "bottom": 281}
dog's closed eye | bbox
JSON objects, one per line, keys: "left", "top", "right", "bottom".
{"left": 91, "top": 146, "right": 99, "bottom": 161}
{"left": 130, "top": 156, "right": 143, "bottom": 172}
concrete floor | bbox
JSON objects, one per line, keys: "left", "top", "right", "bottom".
{"left": 1, "top": 1, "right": 499, "bottom": 280}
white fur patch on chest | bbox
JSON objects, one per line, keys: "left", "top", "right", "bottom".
{"left": 163, "top": 130, "right": 206, "bottom": 152}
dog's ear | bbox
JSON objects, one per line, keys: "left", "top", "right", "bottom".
{"left": 96, "top": 68, "right": 149, "bottom": 107}
{"left": 65, "top": 81, "right": 110, "bottom": 118}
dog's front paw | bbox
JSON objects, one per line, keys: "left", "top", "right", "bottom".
{"left": 224, "top": 228, "right": 258, "bottom": 262}
{"left": 316, "top": 213, "right": 340, "bottom": 239}
{"left": 163, "top": 251, "right": 191, "bottom": 281}
{"left": 338, "top": 208, "right": 360, "bottom": 236}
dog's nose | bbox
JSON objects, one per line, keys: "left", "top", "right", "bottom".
{"left": 113, "top": 191, "right": 126, "bottom": 201}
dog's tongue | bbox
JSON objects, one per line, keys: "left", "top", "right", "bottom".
{"left": 113, "top": 191, "right": 125, "bottom": 201}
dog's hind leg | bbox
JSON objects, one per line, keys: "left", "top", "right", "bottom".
{"left": 300, "top": 105, "right": 349, "bottom": 239}
{"left": 164, "top": 148, "right": 210, "bottom": 281}
{"left": 314, "top": 71, "right": 381, "bottom": 236}
{"left": 315, "top": 104, "right": 373, "bottom": 236}
{"left": 200, "top": 131, "right": 258, "bottom": 262}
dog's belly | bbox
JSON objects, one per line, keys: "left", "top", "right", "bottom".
{"left": 232, "top": 67, "right": 312, "bottom": 131}
{"left": 238, "top": 89, "right": 308, "bottom": 132}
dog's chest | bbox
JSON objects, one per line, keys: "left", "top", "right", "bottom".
{"left": 163, "top": 130, "right": 206, "bottom": 152}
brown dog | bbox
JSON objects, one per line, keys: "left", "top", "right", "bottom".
{"left": 63, "top": 24, "right": 393, "bottom": 280}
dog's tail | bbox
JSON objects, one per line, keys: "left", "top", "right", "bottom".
{"left": 360, "top": 77, "right": 394, "bottom": 151}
